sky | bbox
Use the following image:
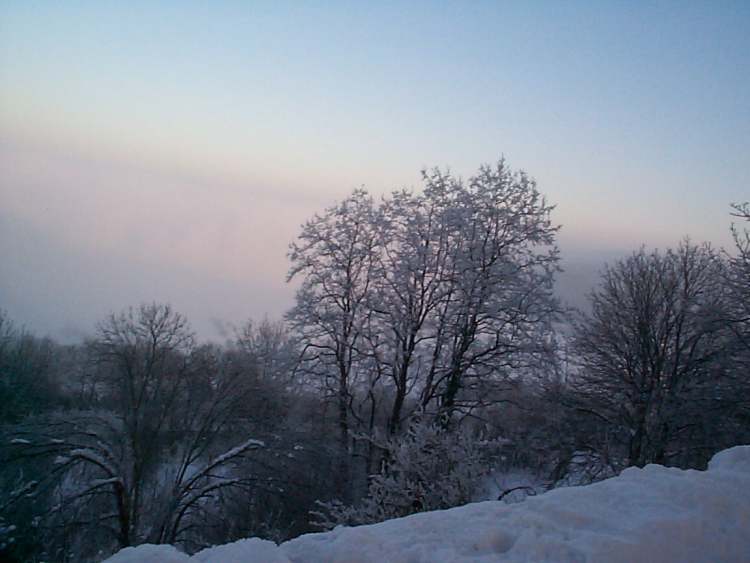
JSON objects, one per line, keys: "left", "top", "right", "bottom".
{"left": 1, "top": 1, "right": 749, "bottom": 342}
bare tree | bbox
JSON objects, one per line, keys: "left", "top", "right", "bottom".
{"left": 0, "top": 311, "right": 60, "bottom": 425}
{"left": 365, "top": 163, "right": 560, "bottom": 430}
{"left": 286, "top": 160, "right": 561, "bottom": 510}
{"left": 571, "top": 242, "right": 730, "bottom": 467}
{"left": 372, "top": 185, "right": 458, "bottom": 434}
{"left": 234, "top": 317, "right": 297, "bottom": 384}
{"left": 288, "top": 160, "right": 559, "bottom": 427}
{"left": 286, "top": 189, "right": 380, "bottom": 487}
{"left": 5, "top": 304, "right": 263, "bottom": 557}
{"left": 726, "top": 203, "right": 750, "bottom": 357}
{"left": 718, "top": 203, "right": 750, "bottom": 450}
{"left": 421, "top": 163, "right": 560, "bottom": 423}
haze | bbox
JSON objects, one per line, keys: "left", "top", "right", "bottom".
{"left": 1, "top": 2, "right": 748, "bottom": 341}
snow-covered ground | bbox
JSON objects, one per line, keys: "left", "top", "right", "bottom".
{"left": 105, "top": 445, "right": 750, "bottom": 563}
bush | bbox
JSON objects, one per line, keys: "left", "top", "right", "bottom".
{"left": 313, "top": 419, "right": 491, "bottom": 529}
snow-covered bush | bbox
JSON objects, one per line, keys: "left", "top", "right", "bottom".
{"left": 312, "top": 419, "right": 491, "bottom": 529}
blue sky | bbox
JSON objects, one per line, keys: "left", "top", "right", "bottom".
{"left": 1, "top": 1, "right": 749, "bottom": 340}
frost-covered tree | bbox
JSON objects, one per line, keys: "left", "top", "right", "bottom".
{"left": 289, "top": 160, "right": 559, "bottom": 427}
{"left": 417, "top": 163, "right": 560, "bottom": 423}
{"left": 286, "top": 189, "right": 380, "bottom": 483}
{"left": 727, "top": 203, "right": 750, "bottom": 359}
{"left": 366, "top": 184, "right": 459, "bottom": 434}
{"left": 718, "top": 203, "right": 750, "bottom": 451}
{"left": 287, "top": 160, "right": 560, "bottom": 510}
{"left": 571, "top": 242, "right": 730, "bottom": 467}
{"left": 312, "top": 419, "right": 491, "bottom": 529}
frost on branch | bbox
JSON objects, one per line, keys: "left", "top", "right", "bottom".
{"left": 312, "top": 419, "right": 493, "bottom": 529}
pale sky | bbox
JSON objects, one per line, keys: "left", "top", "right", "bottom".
{"left": 1, "top": 1, "right": 748, "bottom": 341}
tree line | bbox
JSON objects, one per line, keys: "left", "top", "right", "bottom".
{"left": 1, "top": 161, "right": 748, "bottom": 561}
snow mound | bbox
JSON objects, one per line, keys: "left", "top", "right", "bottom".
{"left": 193, "top": 538, "right": 288, "bottom": 563}
{"left": 105, "top": 544, "right": 190, "bottom": 563}
{"left": 103, "top": 445, "right": 750, "bottom": 563}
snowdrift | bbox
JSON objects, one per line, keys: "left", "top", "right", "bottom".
{"left": 104, "top": 445, "right": 750, "bottom": 563}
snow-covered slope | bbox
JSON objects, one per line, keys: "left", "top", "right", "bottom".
{"left": 105, "top": 445, "right": 750, "bottom": 563}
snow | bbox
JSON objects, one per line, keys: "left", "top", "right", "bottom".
{"left": 193, "top": 539, "right": 290, "bottom": 563}
{"left": 207, "top": 439, "right": 265, "bottom": 467}
{"left": 103, "top": 445, "right": 750, "bottom": 563}
{"left": 180, "top": 438, "right": 265, "bottom": 488}
{"left": 68, "top": 448, "right": 118, "bottom": 477}
{"left": 104, "top": 544, "right": 190, "bottom": 563}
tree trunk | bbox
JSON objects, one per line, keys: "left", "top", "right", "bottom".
{"left": 337, "top": 367, "right": 351, "bottom": 500}
{"left": 388, "top": 383, "right": 405, "bottom": 435}
{"left": 114, "top": 482, "right": 131, "bottom": 547}
{"left": 439, "top": 367, "right": 462, "bottom": 428}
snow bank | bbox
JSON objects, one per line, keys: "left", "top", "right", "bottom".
{"left": 104, "top": 544, "right": 190, "bottom": 563}
{"left": 104, "top": 445, "right": 750, "bottom": 563}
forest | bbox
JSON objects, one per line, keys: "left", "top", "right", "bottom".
{"left": 2, "top": 160, "right": 749, "bottom": 562}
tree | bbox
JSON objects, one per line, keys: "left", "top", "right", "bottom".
{"left": 234, "top": 318, "right": 297, "bottom": 384}
{"left": 5, "top": 304, "right": 263, "bottom": 558}
{"left": 720, "top": 203, "right": 750, "bottom": 449}
{"left": 286, "top": 189, "right": 380, "bottom": 489}
{"left": 726, "top": 203, "right": 750, "bottom": 359}
{"left": 287, "top": 161, "right": 560, "bottom": 507}
{"left": 311, "top": 418, "right": 491, "bottom": 529}
{"left": 417, "top": 163, "right": 560, "bottom": 423}
{"left": 370, "top": 186, "right": 453, "bottom": 435}
{"left": 571, "top": 242, "right": 730, "bottom": 467}
{"left": 0, "top": 311, "right": 61, "bottom": 424}
{"left": 288, "top": 160, "right": 560, "bottom": 437}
